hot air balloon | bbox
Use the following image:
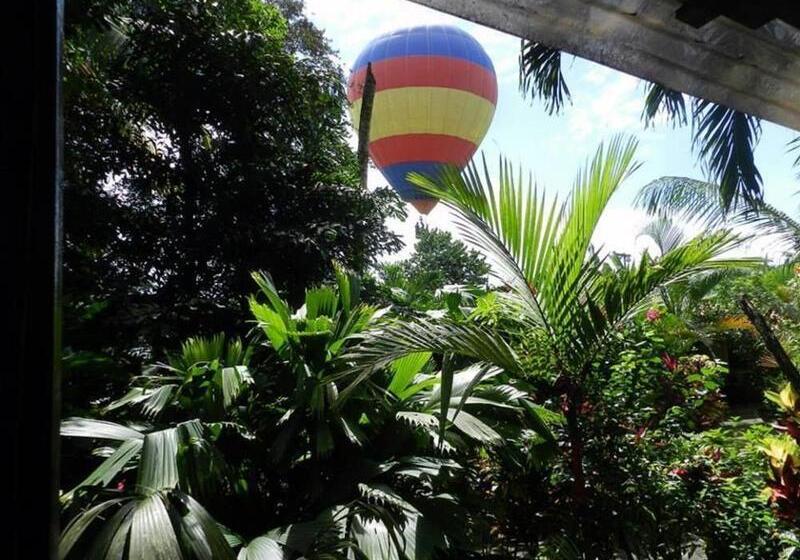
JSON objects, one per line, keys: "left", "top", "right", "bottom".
{"left": 347, "top": 25, "right": 497, "bottom": 214}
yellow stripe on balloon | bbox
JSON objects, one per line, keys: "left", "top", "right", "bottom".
{"left": 350, "top": 86, "right": 496, "bottom": 145}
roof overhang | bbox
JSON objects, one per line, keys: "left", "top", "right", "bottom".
{"left": 409, "top": 0, "right": 800, "bottom": 131}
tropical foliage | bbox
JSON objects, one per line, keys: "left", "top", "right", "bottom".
{"left": 61, "top": 2, "right": 800, "bottom": 558}
{"left": 62, "top": 0, "right": 405, "bottom": 415}
{"left": 61, "top": 264, "right": 556, "bottom": 559}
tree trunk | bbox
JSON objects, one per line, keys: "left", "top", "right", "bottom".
{"left": 565, "top": 383, "right": 586, "bottom": 503}
{"left": 739, "top": 294, "right": 800, "bottom": 391}
{"left": 357, "top": 63, "right": 376, "bottom": 189}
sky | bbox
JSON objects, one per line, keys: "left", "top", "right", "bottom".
{"left": 305, "top": 0, "right": 800, "bottom": 262}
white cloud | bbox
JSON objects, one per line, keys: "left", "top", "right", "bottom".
{"left": 567, "top": 67, "right": 642, "bottom": 140}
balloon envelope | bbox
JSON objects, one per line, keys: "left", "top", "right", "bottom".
{"left": 348, "top": 25, "right": 497, "bottom": 214}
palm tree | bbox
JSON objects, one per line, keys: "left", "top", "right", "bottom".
{"left": 342, "top": 137, "right": 750, "bottom": 547}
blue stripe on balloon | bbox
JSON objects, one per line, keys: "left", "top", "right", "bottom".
{"left": 352, "top": 25, "right": 495, "bottom": 74}
{"left": 381, "top": 161, "right": 448, "bottom": 201}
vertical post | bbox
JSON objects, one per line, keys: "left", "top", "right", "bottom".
{"left": 357, "top": 62, "right": 376, "bottom": 189}
{"left": 0, "top": 1, "right": 63, "bottom": 559}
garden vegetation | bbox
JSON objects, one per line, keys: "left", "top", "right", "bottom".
{"left": 60, "top": 1, "right": 800, "bottom": 558}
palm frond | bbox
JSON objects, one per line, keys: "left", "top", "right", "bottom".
{"left": 789, "top": 136, "right": 800, "bottom": 179}
{"left": 337, "top": 319, "right": 522, "bottom": 400}
{"left": 741, "top": 203, "right": 800, "bottom": 257}
{"left": 387, "top": 352, "right": 431, "bottom": 397}
{"left": 411, "top": 136, "right": 639, "bottom": 356}
{"left": 638, "top": 217, "right": 685, "bottom": 255}
{"left": 692, "top": 99, "right": 762, "bottom": 209}
{"left": 519, "top": 40, "right": 571, "bottom": 115}
{"left": 128, "top": 493, "right": 184, "bottom": 560}
{"left": 637, "top": 176, "right": 800, "bottom": 258}
{"left": 136, "top": 427, "right": 180, "bottom": 494}
{"left": 642, "top": 82, "right": 687, "bottom": 127}
{"left": 635, "top": 176, "right": 730, "bottom": 228}
{"left": 61, "top": 418, "right": 144, "bottom": 441}
{"left": 60, "top": 491, "right": 234, "bottom": 560}
{"left": 236, "top": 536, "right": 285, "bottom": 559}
{"left": 59, "top": 498, "right": 128, "bottom": 559}
{"left": 62, "top": 439, "right": 143, "bottom": 504}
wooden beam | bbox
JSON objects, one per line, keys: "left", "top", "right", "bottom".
{"left": 409, "top": 0, "right": 800, "bottom": 131}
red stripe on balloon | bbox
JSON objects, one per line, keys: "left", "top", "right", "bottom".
{"left": 369, "top": 134, "right": 478, "bottom": 169}
{"left": 348, "top": 56, "right": 497, "bottom": 105}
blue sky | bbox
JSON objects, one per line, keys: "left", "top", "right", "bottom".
{"left": 305, "top": 0, "right": 800, "bottom": 261}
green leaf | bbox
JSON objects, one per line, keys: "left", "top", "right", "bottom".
{"left": 59, "top": 498, "right": 128, "bottom": 559}
{"left": 339, "top": 319, "right": 521, "bottom": 402}
{"left": 136, "top": 428, "right": 180, "bottom": 494}
{"left": 61, "top": 418, "right": 144, "bottom": 441}
{"left": 388, "top": 352, "right": 431, "bottom": 397}
{"left": 62, "top": 438, "right": 143, "bottom": 503}
{"left": 251, "top": 271, "right": 291, "bottom": 327}
{"left": 173, "top": 492, "right": 236, "bottom": 560}
{"left": 220, "top": 366, "right": 252, "bottom": 409}
{"left": 128, "top": 494, "right": 183, "bottom": 560}
{"left": 692, "top": 99, "right": 762, "bottom": 209}
{"left": 519, "top": 40, "right": 571, "bottom": 115}
{"left": 304, "top": 286, "right": 338, "bottom": 320}
{"left": 250, "top": 299, "right": 290, "bottom": 351}
{"left": 447, "top": 409, "right": 502, "bottom": 445}
{"left": 237, "top": 537, "right": 285, "bottom": 560}
{"left": 642, "top": 82, "right": 687, "bottom": 127}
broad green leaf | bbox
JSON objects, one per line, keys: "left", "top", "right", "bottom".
{"left": 59, "top": 498, "right": 127, "bottom": 559}
{"left": 447, "top": 409, "right": 502, "bottom": 445}
{"left": 128, "top": 494, "right": 183, "bottom": 560}
{"left": 61, "top": 418, "right": 144, "bottom": 441}
{"left": 388, "top": 352, "right": 431, "bottom": 397}
{"left": 173, "top": 491, "right": 236, "bottom": 560}
{"left": 237, "top": 537, "right": 284, "bottom": 560}
{"left": 136, "top": 428, "right": 179, "bottom": 494}
{"left": 62, "top": 438, "right": 143, "bottom": 503}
